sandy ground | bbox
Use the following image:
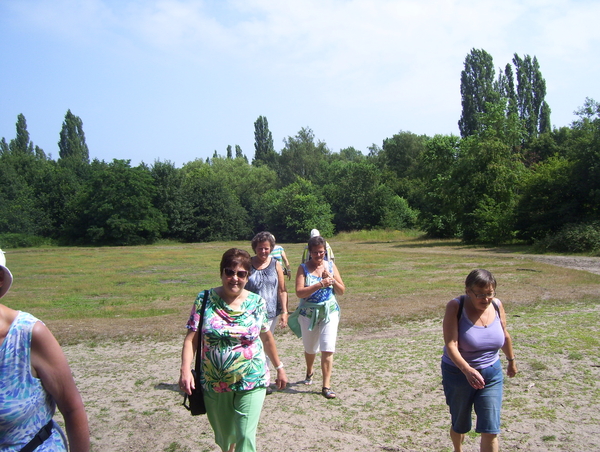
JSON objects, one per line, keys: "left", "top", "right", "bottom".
{"left": 55, "top": 255, "right": 600, "bottom": 452}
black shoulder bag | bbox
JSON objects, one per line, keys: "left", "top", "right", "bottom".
{"left": 183, "top": 289, "right": 209, "bottom": 415}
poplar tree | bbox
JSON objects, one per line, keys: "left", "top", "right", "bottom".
{"left": 458, "top": 49, "right": 499, "bottom": 138}
{"left": 253, "top": 116, "right": 277, "bottom": 167}
{"left": 58, "top": 110, "right": 89, "bottom": 164}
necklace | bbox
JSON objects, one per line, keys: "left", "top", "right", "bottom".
{"left": 477, "top": 308, "right": 491, "bottom": 327}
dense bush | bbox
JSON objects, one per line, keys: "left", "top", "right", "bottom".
{"left": 532, "top": 222, "right": 600, "bottom": 254}
{"left": 0, "top": 233, "right": 56, "bottom": 249}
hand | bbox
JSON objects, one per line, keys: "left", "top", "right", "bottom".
{"left": 279, "top": 313, "right": 289, "bottom": 328}
{"left": 275, "top": 368, "right": 288, "bottom": 390}
{"left": 464, "top": 367, "right": 485, "bottom": 389}
{"left": 179, "top": 369, "right": 195, "bottom": 395}
{"left": 507, "top": 360, "right": 518, "bottom": 377}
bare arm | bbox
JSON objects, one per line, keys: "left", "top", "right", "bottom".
{"left": 442, "top": 299, "right": 485, "bottom": 389}
{"left": 498, "top": 301, "right": 518, "bottom": 377}
{"left": 179, "top": 329, "right": 197, "bottom": 395}
{"left": 280, "top": 249, "right": 291, "bottom": 269}
{"left": 295, "top": 265, "right": 322, "bottom": 299}
{"left": 260, "top": 330, "right": 288, "bottom": 389}
{"left": 275, "top": 261, "right": 289, "bottom": 327}
{"left": 31, "top": 322, "right": 90, "bottom": 452}
{"left": 331, "top": 263, "right": 345, "bottom": 295}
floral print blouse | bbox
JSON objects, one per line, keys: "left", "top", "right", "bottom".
{"left": 186, "top": 289, "right": 270, "bottom": 393}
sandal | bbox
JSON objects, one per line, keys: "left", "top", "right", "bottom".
{"left": 303, "top": 372, "right": 314, "bottom": 385}
{"left": 322, "top": 387, "right": 336, "bottom": 399}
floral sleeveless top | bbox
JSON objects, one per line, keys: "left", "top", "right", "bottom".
{"left": 0, "top": 312, "right": 67, "bottom": 451}
{"left": 186, "top": 289, "right": 270, "bottom": 393}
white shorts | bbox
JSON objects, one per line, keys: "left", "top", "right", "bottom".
{"left": 299, "top": 310, "right": 339, "bottom": 354}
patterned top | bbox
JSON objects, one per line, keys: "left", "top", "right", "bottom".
{"left": 245, "top": 258, "right": 281, "bottom": 319}
{"left": 186, "top": 289, "right": 270, "bottom": 393}
{"left": 270, "top": 246, "right": 285, "bottom": 263}
{"left": 0, "top": 312, "right": 67, "bottom": 451}
{"left": 297, "top": 261, "right": 340, "bottom": 331}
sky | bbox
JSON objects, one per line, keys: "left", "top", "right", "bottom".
{"left": 1, "top": 0, "right": 599, "bottom": 167}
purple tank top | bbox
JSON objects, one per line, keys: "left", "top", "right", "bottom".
{"left": 442, "top": 299, "right": 505, "bottom": 369}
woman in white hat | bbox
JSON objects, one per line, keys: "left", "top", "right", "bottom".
{"left": 0, "top": 264, "right": 90, "bottom": 451}
{"left": 301, "top": 229, "right": 335, "bottom": 264}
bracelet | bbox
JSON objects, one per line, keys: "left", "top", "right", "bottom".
{"left": 507, "top": 357, "right": 516, "bottom": 361}
{"left": 281, "top": 311, "right": 289, "bottom": 314}
{"left": 275, "top": 362, "right": 284, "bottom": 370}
{"left": 319, "top": 281, "right": 324, "bottom": 288}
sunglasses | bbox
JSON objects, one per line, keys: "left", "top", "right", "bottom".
{"left": 224, "top": 268, "right": 249, "bottom": 279}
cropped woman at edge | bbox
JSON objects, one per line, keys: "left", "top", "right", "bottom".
{"left": 0, "top": 263, "right": 90, "bottom": 451}
{"left": 441, "top": 269, "right": 517, "bottom": 452}
{"left": 179, "top": 248, "right": 288, "bottom": 452}
{"left": 294, "top": 235, "right": 345, "bottom": 399}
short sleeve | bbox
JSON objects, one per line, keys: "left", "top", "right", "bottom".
{"left": 186, "top": 290, "right": 208, "bottom": 331}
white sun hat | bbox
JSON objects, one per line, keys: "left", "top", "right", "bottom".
{"left": 0, "top": 264, "right": 13, "bottom": 299}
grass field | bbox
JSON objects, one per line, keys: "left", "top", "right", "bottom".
{"left": 4, "top": 232, "right": 599, "bottom": 342}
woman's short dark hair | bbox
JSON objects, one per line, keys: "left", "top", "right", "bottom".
{"left": 251, "top": 232, "right": 275, "bottom": 252}
{"left": 220, "top": 248, "right": 252, "bottom": 275}
{"left": 307, "top": 236, "right": 326, "bottom": 252}
{"left": 465, "top": 269, "right": 497, "bottom": 289}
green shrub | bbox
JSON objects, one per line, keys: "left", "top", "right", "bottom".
{"left": 0, "top": 233, "right": 56, "bottom": 249}
{"left": 533, "top": 221, "right": 600, "bottom": 254}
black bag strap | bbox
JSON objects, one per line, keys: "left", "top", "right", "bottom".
{"left": 194, "top": 290, "right": 210, "bottom": 380}
{"left": 183, "top": 289, "right": 209, "bottom": 410}
{"left": 19, "top": 420, "right": 53, "bottom": 452}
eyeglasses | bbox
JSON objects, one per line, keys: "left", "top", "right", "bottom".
{"left": 469, "top": 289, "right": 496, "bottom": 299}
{"left": 224, "top": 268, "right": 249, "bottom": 279}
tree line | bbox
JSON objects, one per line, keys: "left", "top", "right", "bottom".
{"left": 1, "top": 49, "right": 599, "bottom": 253}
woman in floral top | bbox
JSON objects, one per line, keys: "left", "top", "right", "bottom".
{"left": 179, "top": 248, "right": 287, "bottom": 452}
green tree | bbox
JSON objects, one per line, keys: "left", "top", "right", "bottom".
{"left": 235, "top": 145, "right": 247, "bottom": 162}
{"left": 458, "top": 49, "right": 499, "bottom": 137}
{"left": 512, "top": 54, "right": 550, "bottom": 139}
{"left": 415, "top": 135, "right": 462, "bottom": 237}
{"left": 253, "top": 116, "right": 277, "bottom": 167}
{"left": 515, "top": 157, "right": 577, "bottom": 240}
{"left": 58, "top": 110, "right": 90, "bottom": 165}
{"left": 570, "top": 98, "right": 600, "bottom": 220}
{"left": 65, "top": 159, "right": 166, "bottom": 245}
{"left": 178, "top": 162, "right": 251, "bottom": 242}
{"left": 381, "top": 131, "right": 428, "bottom": 179}
{"left": 320, "top": 161, "right": 416, "bottom": 231}
{"left": 150, "top": 160, "right": 187, "bottom": 239}
{"left": 259, "top": 179, "right": 334, "bottom": 242}
{"left": 9, "top": 114, "right": 31, "bottom": 154}
{"left": 451, "top": 134, "right": 525, "bottom": 243}
{"left": 208, "top": 156, "right": 278, "bottom": 230}
{"left": 278, "top": 127, "right": 330, "bottom": 185}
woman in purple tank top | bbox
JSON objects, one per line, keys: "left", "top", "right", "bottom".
{"left": 441, "top": 269, "right": 518, "bottom": 452}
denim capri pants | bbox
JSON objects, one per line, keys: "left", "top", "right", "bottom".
{"left": 441, "top": 359, "right": 503, "bottom": 434}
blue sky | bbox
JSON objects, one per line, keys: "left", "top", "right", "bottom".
{"left": 1, "top": 0, "right": 599, "bottom": 167}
